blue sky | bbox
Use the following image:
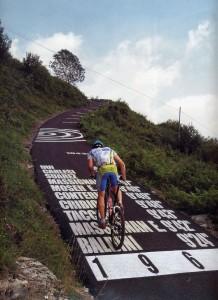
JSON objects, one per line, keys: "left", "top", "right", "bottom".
{"left": 1, "top": 0, "right": 217, "bottom": 138}
{"left": 2, "top": 0, "right": 214, "bottom": 53}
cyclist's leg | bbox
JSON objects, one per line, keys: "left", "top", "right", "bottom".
{"left": 97, "top": 173, "right": 109, "bottom": 228}
{"left": 96, "top": 173, "right": 105, "bottom": 218}
{"left": 117, "top": 188, "right": 123, "bottom": 206}
{"left": 97, "top": 190, "right": 105, "bottom": 219}
{"left": 109, "top": 173, "right": 123, "bottom": 206}
{"left": 111, "top": 188, "right": 122, "bottom": 205}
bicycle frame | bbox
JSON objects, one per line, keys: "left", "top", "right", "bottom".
{"left": 105, "top": 177, "right": 121, "bottom": 204}
{"left": 96, "top": 175, "right": 125, "bottom": 250}
{"left": 105, "top": 178, "right": 125, "bottom": 249}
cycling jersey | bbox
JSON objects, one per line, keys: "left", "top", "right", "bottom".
{"left": 87, "top": 147, "right": 118, "bottom": 175}
{"left": 87, "top": 147, "right": 118, "bottom": 191}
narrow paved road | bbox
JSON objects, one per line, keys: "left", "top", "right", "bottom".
{"left": 31, "top": 101, "right": 218, "bottom": 300}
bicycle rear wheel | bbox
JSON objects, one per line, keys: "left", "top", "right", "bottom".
{"left": 111, "top": 205, "right": 125, "bottom": 250}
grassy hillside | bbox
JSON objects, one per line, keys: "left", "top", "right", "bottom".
{"left": 80, "top": 101, "right": 218, "bottom": 227}
{"left": 0, "top": 43, "right": 88, "bottom": 295}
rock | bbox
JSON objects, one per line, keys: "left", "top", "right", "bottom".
{"left": 0, "top": 257, "right": 71, "bottom": 300}
{"left": 191, "top": 214, "right": 209, "bottom": 226}
{"left": 191, "top": 214, "right": 218, "bottom": 238}
{"left": 0, "top": 278, "right": 28, "bottom": 300}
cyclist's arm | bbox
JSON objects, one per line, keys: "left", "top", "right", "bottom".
{"left": 114, "top": 154, "right": 126, "bottom": 181}
{"left": 87, "top": 158, "right": 96, "bottom": 177}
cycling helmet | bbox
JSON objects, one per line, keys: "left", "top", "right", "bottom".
{"left": 92, "top": 139, "right": 104, "bottom": 149}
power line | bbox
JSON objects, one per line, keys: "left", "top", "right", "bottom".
{"left": 8, "top": 27, "right": 173, "bottom": 104}
{"left": 8, "top": 27, "right": 56, "bottom": 55}
{"left": 180, "top": 109, "right": 217, "bottom": 137}
{"left": 7, "top": 28, "right": 217, "bottom": 137}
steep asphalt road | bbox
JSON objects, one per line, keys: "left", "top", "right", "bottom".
{"left": 31, "top": 101, "right": 218, "bottom": 300}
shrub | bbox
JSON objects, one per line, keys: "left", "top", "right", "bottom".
{"left": 0, "top": 20, "right": 11, "bottom": 62}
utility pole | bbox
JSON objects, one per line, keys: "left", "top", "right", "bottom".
{"left": 178, "top": 106, "right": 181, "bottom": 147}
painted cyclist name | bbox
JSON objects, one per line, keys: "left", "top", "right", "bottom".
{"left": 77, "top": 235, "right": 143, "bottom": 254}
{"left": 47, "top": 178, "right": 94, "bottom": 184}
{"left": 59, "top": 200, "right": 96, "bottom": 210}
{"left": 55, "top": 191, "right": 98, "bottom": 200}
{"left": 40, "top": 165, "right": 216, "bottom": 251}
{"left": 70, "top": 220, "right": 154, "bottom": 236}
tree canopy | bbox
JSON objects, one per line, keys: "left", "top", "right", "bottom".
{"left": 0, "top": 20, "right": 11, "bottom": 62}
{"left": 49, "top": 49, "right": 85, "bottom": 85}
{"left": 23, "top": 52, "right": 43, "bottom": 73}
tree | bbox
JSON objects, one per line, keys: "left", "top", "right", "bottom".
{"left": 158, "top": 120, "right": 203, "bottom": 154}
{"left": 179, "top": 124, "right": 202, "bottom": 154}
{"left": 0, "top": 20, "right": 11, "bottom": 62}
{"left": 201, "top": 138, "right": 218, "bottom": 164}
{"left": 22, "top": 52, "right": 52, "bottom": 92}
{"left": 23, "top": 52, "right": 43, "bottom": 73}
{"left": 49, "top": 49, "right": 85, "bottom": 85}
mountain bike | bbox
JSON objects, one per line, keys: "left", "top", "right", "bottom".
{"left": 96, "top": 177, "right": 125, "bottom": 250}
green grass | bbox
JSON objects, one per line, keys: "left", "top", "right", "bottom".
{"left": 0, "top": 57, "right": 88, "bottom": 296}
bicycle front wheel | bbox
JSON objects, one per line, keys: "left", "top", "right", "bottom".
{"left": 111, "top": 206, "right": 125, "bottom": 250}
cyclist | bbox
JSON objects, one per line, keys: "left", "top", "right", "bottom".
{"left": 87, "top": 140, "right": 126, "bottom": 229}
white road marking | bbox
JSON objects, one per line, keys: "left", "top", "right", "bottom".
{"left": 35, "top": 140, "right": 86, "bottom": 143}
{"left": 86, "top": 248, "right": 218, "bottom": 281}
{"left": 35, "top": 128, "right": 86, "bottom": 142}
{"left": 66, "top": 152, "right": 87, "bottom": 155}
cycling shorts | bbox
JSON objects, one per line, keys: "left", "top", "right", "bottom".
{"left": 96, "top": 172, "right": 118, "bottom": 192}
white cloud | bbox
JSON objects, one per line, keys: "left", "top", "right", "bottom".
{"left": 10, "top": 32, "right": 83, "bottom": 66}
{"left": 160, "top": 94, "right": 217, "bottom": 138}
{"left": 10, "top": 38, "right": 22, "bottom": 59}
{"left": 81, "top": 37, "right": 181, "bottom": 112}
{"left": 80, "top": 21, "right": 216, "bottom": 138}
{"left": 186, "top": 20, "right": 211, "bottom": 52}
